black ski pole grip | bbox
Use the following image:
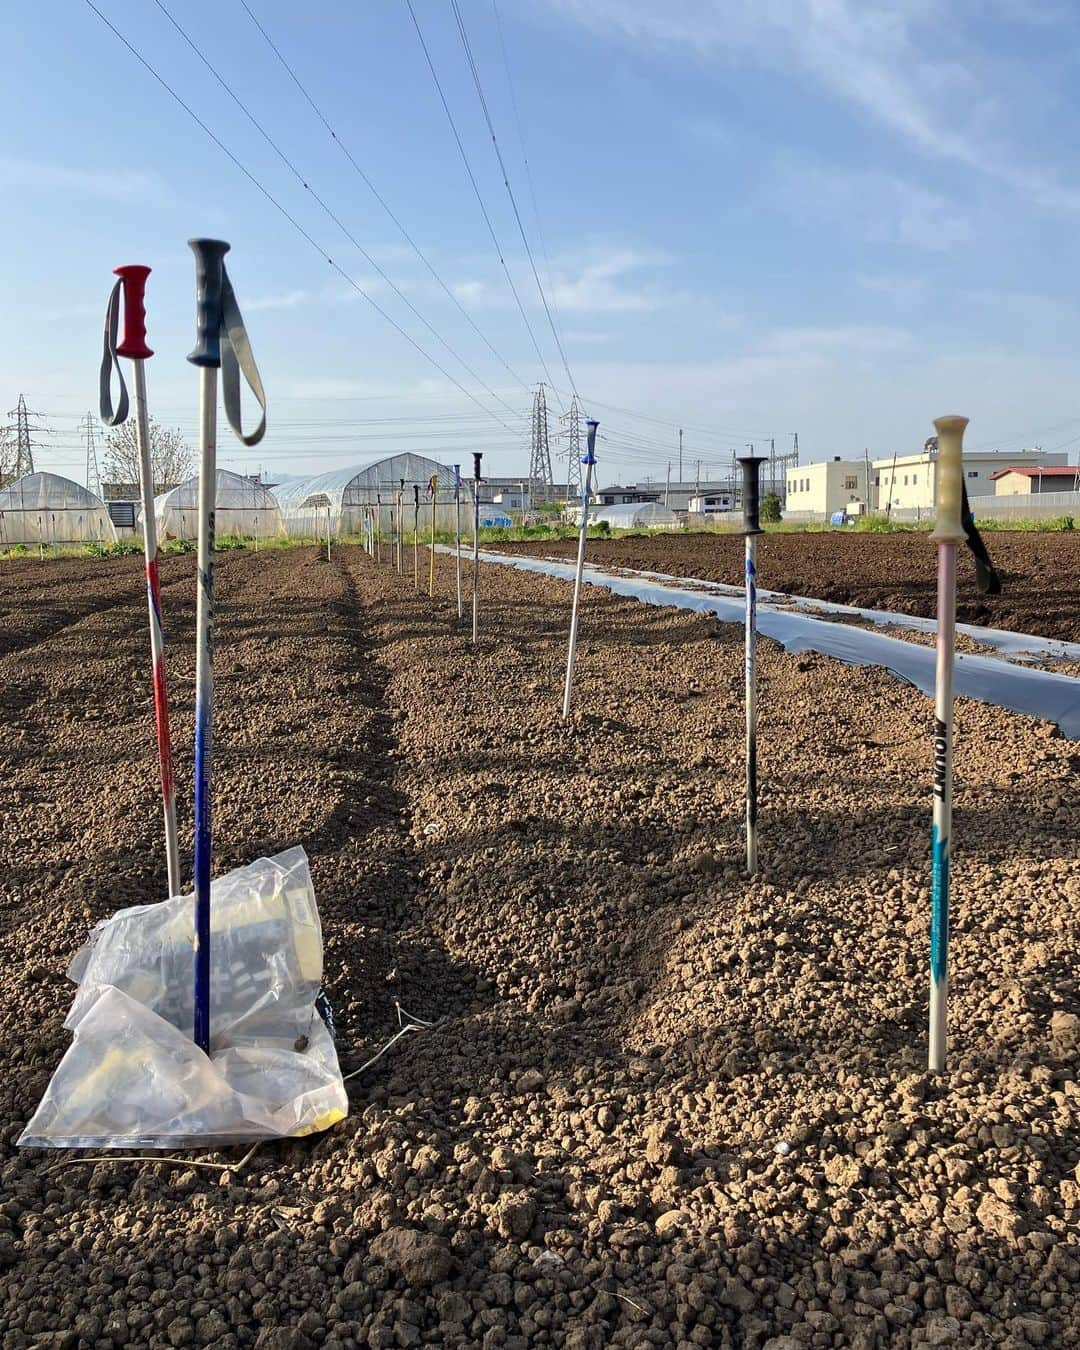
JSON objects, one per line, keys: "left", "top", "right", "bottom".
{"left": 399, "top": 478, "right": 405, "bottom": 491}
{"left": 413, "top": 485, "right": 420, "bottom": 506}
{"left": 737, "top": 455, "right": 767, "bottom": 535}
{"left": 585, "top": 419, "right": 598, "bottom": 463}
{"left": 473, "top": 452, "right": 483, "bottom": 481}
{"left": 187, "top": 238, "right": 231, "bottom": 368}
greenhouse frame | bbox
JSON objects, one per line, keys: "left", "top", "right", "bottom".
{"left": 276, "top": 454, "right": 462, "bottom": 538}
{"left": 153, "top": 470, "right": 285, "bottom": 543}
{"left": 0, "top": 472, "right": 117, "bottom": 547}
{"left": 592, "top": 502, "right": 680, "bottom": 530}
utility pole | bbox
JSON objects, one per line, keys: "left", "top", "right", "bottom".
{"left": 678, "top": 428, "right": 683, "bottom": 483}
{"left": 695, "top": 459, "right": 701, "bottom": 495}
{"left": 561, "top": 394, "right": 584, "bottom": 503}
{"left": 864, "top": 446, "right": 872, "bottom": 513}
{"left": 665, "top": 462, "right": 671, "bottom": 507}
{"left": 529, "top": 383, "right": 554, "bottom": 505}
{"left": 81, "top": 411, "right": 102, "bottom": 499}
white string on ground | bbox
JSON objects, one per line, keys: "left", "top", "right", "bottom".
{"left": 41, "top": 1139, "right": 262, "bottom": 1177}
{"left": 395, "top": 1000, "right": 435, "bottom": 1028}
{"left": 343, "top": 1022, "right": 425, "bottom": 1083}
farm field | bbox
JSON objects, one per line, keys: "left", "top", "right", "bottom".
{"left": 1, "top": 545, "right": 1078, "bottom": 1349}
{"left": 497, "top": 531, "right": 1080, "bottom": 643}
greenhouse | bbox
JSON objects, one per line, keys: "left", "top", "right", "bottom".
{"left": 277, "top": 453, "right": 459, "bottom": 538}
{"left": 153, "top": 470, "right": 285, "bottom": 543}
{"left": 592, "top": 502, "right": 680, "bottom": 530}
{"left": 0, "top": 472, "right": 117, "bottom": 547}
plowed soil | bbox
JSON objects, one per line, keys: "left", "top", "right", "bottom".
{"left": 497, "top": 532, "right": 1080, "bottom": 643}
{"left": 1, "top": 546, "right": 1078, "bottom": 1350}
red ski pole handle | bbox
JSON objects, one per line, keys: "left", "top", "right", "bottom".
{"left": 187, "top": 237, "right": 230, "bottom": 368}
{"left": 113, "top": 265, "right": 153, "bottom": 360}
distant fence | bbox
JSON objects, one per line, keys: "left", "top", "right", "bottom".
{"left": 968, "top": 490, "right": 1079, "bottom": 521}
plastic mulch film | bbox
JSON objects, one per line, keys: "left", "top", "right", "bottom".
{"left": 20, "top": 847, "right": 347, "bottom": 1150}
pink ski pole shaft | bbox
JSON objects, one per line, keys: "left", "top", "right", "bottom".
{"left": 113, "top": 265, "right": 181, "bottom": 898}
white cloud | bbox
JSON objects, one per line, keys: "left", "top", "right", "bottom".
{"left": 450, "top": 245, "right": 693, "bottom": 314}
{"left": 539, "top": 0, "right": 1080, "bottom": 213}
{"left": 780, "top": 162, "right": 974, "bottom": 252}
{"left": 0, "top": 156, "right": 174, "bottom": 203}
{"left": 243, "top": 290, "right": 309, "bottom": 312}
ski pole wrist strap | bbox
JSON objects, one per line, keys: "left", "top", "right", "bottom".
{"left": 99, "top": 280, "right": 130, "bottom": 427}
{"left": 219, "top": 270, "right": 267, "bottom": 448}
{"left": 961, "top": 481, "right": 1002, "bottom": 596}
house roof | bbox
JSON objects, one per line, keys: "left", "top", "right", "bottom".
{"left": 988, "top": 465, "right": 1080, "bottom": 480}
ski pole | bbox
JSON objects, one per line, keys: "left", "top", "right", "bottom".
{"left": 562, "top": 419, "right": 599, "bottom": 720}
{"left": 326, "top": 506, "right": 332, "bottom": 561}
{"left": 376, "top": 494, "right": 382, "bottom": 563}
{"left": 429, "top": 475, "right": 438, "bottom": 597}
{"left": 99, "top": 264, "right": 181, "bottom": 899}
{"left": 398, "top": 478, "right": 405, "bottom": 574}
{"left": 738, "top": 454, "right": 767, "bottom": 876}
{"left": 928, "top": 414, "right": 967, "bottom": 1072}
{"left": 454, "top": 463, "right": 463, "bottom": 620}
{"left": 412, "top": 485, "right": 420, "bottom": 592}
{"left": 472, "top": 452, "right": 482, "bottom": 643}
{"left": 186, "top": 237, "right": 266, "bottom": 1055}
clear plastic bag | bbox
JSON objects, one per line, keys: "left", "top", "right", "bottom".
{"left": 20, "top": 847, "right": 348, "bottom": 1150}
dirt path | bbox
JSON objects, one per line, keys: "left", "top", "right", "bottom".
{"left": 1, "top": 546, "right": 1077, "bottom": 1348}
{"left": 496, "top": 531, "right": 1080, "bottom": 643}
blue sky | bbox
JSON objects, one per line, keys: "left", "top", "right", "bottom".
{"left": 5, "top": 0, "right": 1080, "bottom": 485}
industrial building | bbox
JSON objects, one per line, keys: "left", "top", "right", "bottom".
{"left": 785, "top": 445, "right": 1072, "bottom": 521}
{"left": 872, "top": 445, "right": 1066, "bottom": 515}
{"left": 785, "top": 459, "right": 870, "bottom": 522}
{"left": 990, "top": 465, "right": 1080, "bottom": 495}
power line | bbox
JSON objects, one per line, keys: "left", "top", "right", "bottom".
{"left": 402, "top": 0, "right": 564, "bottom": 404}
{"left": 235, "top": 0, "right": 531, "bottom": 397}
{"left": 447, "top": 0, "right": 578, "bottom": 402}
{"left": 150, "top": 0, "right": 521, "bottom": 424}
{"left": 84, "top": 0, "right": 518, "bottom": 434}
{"left": 490, "top": 0, "right": 565, "bottom": 345}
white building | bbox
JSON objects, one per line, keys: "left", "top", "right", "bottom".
{"left": 688, "top": 489, "right": 735, "bottom": 515}
{"left": 873, "top": 446, "right": 1067, "bottom": 514}
{"left": 785, "top": 458, "right": 869, "bottom": 521}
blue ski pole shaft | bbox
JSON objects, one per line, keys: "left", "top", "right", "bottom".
{"left": 928, "top": 414, "right": 967, "bottom": 1072}
{"left": 188, "top": 237, "right": 229, "bottom": 1055}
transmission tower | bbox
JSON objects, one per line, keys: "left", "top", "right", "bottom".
{"left": 81, "top": 412, "right": 102, "bottom": 499}
{"left": 3, "top": 395, "right": 39, "bottom": 482}
{"left": 528, "top": 383, "right": 554, "bottom": 506}
{"left": 560, "top": 395, "right": 584, "bottom": 501}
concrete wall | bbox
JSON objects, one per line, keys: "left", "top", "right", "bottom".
{"left": 968, "top": 490, "right": 1080, "bottom": 521}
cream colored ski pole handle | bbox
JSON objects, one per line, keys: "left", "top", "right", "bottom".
{"left": 930, "top": 415, "right": 968, "bottom": 543}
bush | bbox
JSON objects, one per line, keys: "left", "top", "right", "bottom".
{"left": 760, "top": 492, "right": 781, "bottom": 523}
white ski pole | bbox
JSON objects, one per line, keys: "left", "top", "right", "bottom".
{"left": 737, "top": 454, "right": 767, "bottom": 875}
{"left": 562, "top": 419, "right": 599, "bottom": 720}
{"left": 928, "top": 414, "right": 967, "bottom": 1072}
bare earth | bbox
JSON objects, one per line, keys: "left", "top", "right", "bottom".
{"left": 0, "top": 546, "right": 1077, "bottom": 1349}
{"left": 497, "top": 531, "right": 1080, "bottom": 643}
